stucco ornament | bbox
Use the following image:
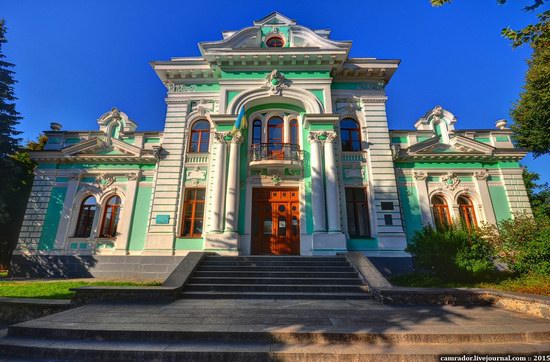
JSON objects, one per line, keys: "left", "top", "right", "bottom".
{"left": 96, "top": 173, "right": 116, "bottom": 190}
{"left": 164, "top": 82, "right": 196, "bottom": 93}
{"left": 126, "top": 172, "right": 140, "bottom": 181}
{"left": 474, "top": 170, "right": 489, "bottom": 180}
{"left": 442, "top": 172, "right": 460, "bottom": 191}
{"left": 271, "top": 174, "right": 283, "bottom": 186}
{"left": 265, "top": 69, "right": 288, "bottom": 95}
{"left": 110, "top": 107, "right": 122, "bottom": 120}
{"left": 413, "top": 171, "right": 428, "bottom": 181}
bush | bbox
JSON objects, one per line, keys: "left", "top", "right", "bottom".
{"left": 406, "top": 223, "right": 495, "bottom": 280}
{"left": 479, "top": 213, "right": 550, "bottom": 276}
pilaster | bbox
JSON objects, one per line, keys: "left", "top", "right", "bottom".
{"left": 360, "top": 97, "right": 407, "bottom": 249}
{"left": 413, "top": 171, "right": 433, "bottom": 227}
{"left": 145, "top": 99, "right": 189, "bottom": 254}
{"left": 114, "top": 171, "right": 141, "bottom": 254}
{"left": 308, "top": 132, "right": 327, "bottom": 232}
{"left": 53, "top": 174, "right": 80, "bottom": 250}
{"left": 474, "top": 170, "right": 497, "bottom": 225}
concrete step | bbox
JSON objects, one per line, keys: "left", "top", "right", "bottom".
{"left": 201, "top": 260, "right": 351, "bottom": 267}
{"left": 188, "top": 277, "right": 363, "bottom": 285}
{"left": 206, "top": 256, "right": 346, "bottom": 261}
{"left": 181, "top": 291, "right": 371, "bottom": 299}
{"left": 185, "top": 283, "right": 369, "bottom": 293}
{"left": 196, "top": 265, "right": 356, "bottom": 272}
{"left": 193, "top": 271, "right": 360, "bottom": 278}
{"left": 1, "top": 336, "right": 549, "bottom": 362}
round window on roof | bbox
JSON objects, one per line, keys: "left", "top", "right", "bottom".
{"left": 266, "top": 36, "right": 284, "bottom": 47}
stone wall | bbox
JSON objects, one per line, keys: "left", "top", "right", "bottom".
{"left": 9, "top": 255, "right": 184, "bottom": 280}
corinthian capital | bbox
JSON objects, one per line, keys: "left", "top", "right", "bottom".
{"left": 413, "top": 171, "right": 428, "bottom": 181}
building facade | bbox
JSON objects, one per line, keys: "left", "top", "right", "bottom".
{"left": 12, "top": 13, "right": 532, "bottom": 276}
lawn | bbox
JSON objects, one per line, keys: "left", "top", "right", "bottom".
{"left": 391, "top": 273, "right": 550, "bottom": 297}
{"left": 0, "top": 280, "right": 162, "bottom": 299}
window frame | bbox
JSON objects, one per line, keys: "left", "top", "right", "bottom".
{"left": 189, "top": 120, "right": 211, "bottom": 153}
{"left": 345, "top": 187, "right": 371, "bottom": 238}
{"left": 458, "top": 196, "right": 477, "bottom": 230}
{"left": 290, "top": 119, "right": 299, "bottom": 145}
{"left": 99, "top": 195, "right": 122, "bottom": 238}
{"left": 266, "top": 36, "right": 284, "bottom": 47}
{"left": 267, "top": 117, "right": 284, "bottom": 144}
{"left": 252, "top": 119, "right": 262, "bottom": 144}
{"left": 181, "top": 188, "right": 206, "bottom": 238}
{"left": 431, "top": 195, "right": 451, "bottom": 229}
{"left": 340, "top": 118, "right": 362, "bottom": 152}
{"left": 74, "top": 196, "right": 97, "bottom": 238}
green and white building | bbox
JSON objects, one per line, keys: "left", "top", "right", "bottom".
{"left": 11, "top": 13, "right": 531, "bottom": 278}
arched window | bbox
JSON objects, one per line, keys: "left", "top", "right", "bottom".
{"left": 189, "top": 120, "right": 210, "bottom": 153}
{"left": 290, "top": 119, "right": 298, "bottom": 145}
{"left": 458, "top": 196, "right": 477, "bottom": 230}
{"left": 340, "top": 118, "right": 362, "bottom": 151}
{"left": 74, "top": 196, "right": 96, "bottom": 237}
{"left": 268, "top": 117, "right": 284, "bottom": 144}
{"left": 252, "top": 120, "right": 262, "bottom": 144}
{"left": 431, "top": 195, "right": 451, "bottom": 229}
{"left": 266, "top": 36, "right": 284, "bottom": 47}
{"left": 100, "top": 195, "right": 122, "bottom": 238}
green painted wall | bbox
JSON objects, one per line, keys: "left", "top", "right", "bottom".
{"left": 489, "top": 186, "right": 512, "bottom": 222}
{"left": 347, "top": 238, "right": 378, "bottom": 251}
{"left": 144, "top": 137, "right": 161, "bottom": 144}
{"left": 226, "top": 90, "right": 241, "bottom": 107}
{"left": 38, "top": 187, "right": 67, "bottom": 250}
{"left": 220, "top": 70, "right": 330, "bottom": 79}
{"left": 416, "top": 136, "right": 431, "bottom": 142}
{"left": 398, "top": 184, "right": 423, "bottom": 242}
{"left": 307, "top": 89, "right": 325, "bottom": 107}
{"left": 174, "top": 238, "right": 204, "bottom": 250}
{"left": 127, "top": 186, "right": 152, "bottom": 251}
{"left": 494, "top": 136, "right": 510, "bottom": 142}
{"left": 391, "top": 136, "right": 408, "bottom": 144}
{"left": 474, "top": 137, "right": 491, "bottom": 143}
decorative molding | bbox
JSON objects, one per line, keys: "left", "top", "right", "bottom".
{"left": 214, "top": 132, "right": 230, "bottom": 143}
{"left": 413, "top": 171, "right": 428, "bottom": 181}
{"left": 474, "top": 170, "right": 489, "bottom": 180}
{"left": 308, "top": 131, "right": 336, "bottom": 143}
{"left": 264, "top": 69, "right": 290, "bottom": 95}
{"left": 126, "top": 171, "right": 140, "bottom": 181}
{"left": 164, "top": 83, "right": 196, "bottom": 93}
{"left": 271, "top": 174, "right": 283, "bottom": 186}
{"left": 344, "top": 169, "right": 363, "bottom": 179}
{"left": 360, "top": 97, "right": 388, "bottom": 105}
{"left": 442, "top": 172, "right": 460, "bottom": 191}
{"left": 186, "top": 167, "right": 207, "bottom": 182}
{"left": 231, "top": 130, "right": 244, "bottom": 144}
{"left": 96, "top": 174, "right": 116, "bottom": 191}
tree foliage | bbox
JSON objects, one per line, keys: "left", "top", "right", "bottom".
{"left": 430, "top": 1, "right": 550, "bottom": 156}
{"left": 522, "top": 167, "right": 550, "bottom": 218}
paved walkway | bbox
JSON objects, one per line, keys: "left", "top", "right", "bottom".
{"left": 15, "top": 298, "right": 550, "bottom": 336}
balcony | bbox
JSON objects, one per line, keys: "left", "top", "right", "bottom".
{"left": 249, "top": 143, "right": 302, "bottom": 169}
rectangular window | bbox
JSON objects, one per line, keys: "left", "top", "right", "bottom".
{"left": 181, "top": 188, "right": 205, "bottom": 237}
{"left": 381, "top": 202, "right": 394, "bottom": 211}
{"left": 345, "top": 188, "right": 371, "bottom": 238}
{"left": 384, "top": 214, "right": 393, "bottom": 226}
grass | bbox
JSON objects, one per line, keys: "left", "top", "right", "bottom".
{"left": 0, "top": 280, "right": 162, "bottom": 299}
{"left": 391, "top": 272, "right": 550, "bottom": 296}
{"left": 0, "top": 270, "right": 7, "bottom": 278}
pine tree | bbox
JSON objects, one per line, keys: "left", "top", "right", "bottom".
{"left": 0, "top": 19, "right": 22, "bottom": 161}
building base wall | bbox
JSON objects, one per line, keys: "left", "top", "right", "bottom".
{"left": 9, "top": 255, "right": 184, "bottom": 280}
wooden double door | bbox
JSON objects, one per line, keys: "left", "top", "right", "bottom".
{"left": 251, "top": 188, "right": 300, "bottom": 255}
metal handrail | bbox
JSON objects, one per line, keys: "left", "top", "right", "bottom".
{"left": 249, "top": 143, "right": 301, "bottom": 161}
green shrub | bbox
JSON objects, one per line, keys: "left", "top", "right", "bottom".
{"left": 479, "top": 213, "right": 550, "bottom": 276}
{"left": 406, "top": 223, "right": 494, "bottom": 280}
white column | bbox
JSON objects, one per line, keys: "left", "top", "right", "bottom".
{"left": 323, "top": 132, "right": 341, "bottom": 232}
{"left": 413, "top": 171, "right": 433, "bottom": 226}
{"left": 224, "top": 131, "right": 243, "bottom": 233}
{"left": 53, "top": 174, "right": 80, "bottom": 251}
{"left": 308, "top": 132, "right": 326, "bottom": 232}
{"left": 474, "top": 170, "right": 497, "bottom": 225}
{"left": 114, "top": 171, "right": 140, "bottom": 254}
{"left": 211, "top": 133, "right": 228, "bottom": 232}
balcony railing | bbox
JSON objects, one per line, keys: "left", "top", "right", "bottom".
{"left": 249, "top": 143, "right": 301, "bottom": 162}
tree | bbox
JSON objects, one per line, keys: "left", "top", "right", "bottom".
{"left": 0, "top": 19, "right": 23, "bottom": 226}
{"left": 0, "top": 135, "right": 47, "bottom": 267}
{"left": 522, "top": 167, "right": 550, "bottom": 219}
{"left": 430, "top": 1, "right": 550, "bottom": 156}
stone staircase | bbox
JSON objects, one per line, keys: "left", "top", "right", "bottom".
{"left": 180, "top": 255, "right": 370, "bottom": 299}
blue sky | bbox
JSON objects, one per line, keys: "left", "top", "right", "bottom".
{"left": 2, "top": 0, "right": 548, "bottom": 183}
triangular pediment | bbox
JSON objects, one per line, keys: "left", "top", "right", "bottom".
{"left": 405, "top": 135, "right": 495, "bottom": 156}
{"left": 61, "top": 137, "right": 142, "bottom": 157}
{"left": 253, "top": 12, "right": 296, "bottom": 26}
